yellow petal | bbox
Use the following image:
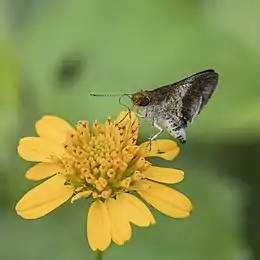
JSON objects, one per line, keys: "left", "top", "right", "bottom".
{"left": 35, "top": 115, "right": 74, "bottom": 143}
{"left": 137, "top": 180, "right": 192, "bottom": 218}
{"left": 106, "top": 198, "right": 131, "bottom": 245}
{"left": 25, "top": 162, "right": 63, "bottom": 180}
{"left": 117, "top": 193, "right": 155, "bottom": 227}
{"left": 15, "top": 175, "right": 73, "bottom": 219}
{"left": 87, "top": 200, "right": 111, "bottom": 251}
{"left": 140, "top": 139, "right": 179, "bottom": 160}
{"left": 17, "top": 137, "right": 64, "bottom": 162}
{"left": 143, "top": 166, "right": 184, "bottom": 184}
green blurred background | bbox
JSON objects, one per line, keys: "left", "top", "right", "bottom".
{"left": 1, "top": 0, "right": 259, "bottom": 259}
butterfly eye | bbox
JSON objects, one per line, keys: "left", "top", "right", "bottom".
{"left": 138, "top": 97, "right": 150, "bottom": 106}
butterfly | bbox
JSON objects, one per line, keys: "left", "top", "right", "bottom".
{"left": 91, "top": 69, "right": 219, "bottom": 144}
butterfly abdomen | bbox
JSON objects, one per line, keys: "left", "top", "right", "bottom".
{"left": 160, "top": 116, "right": 187, "bottom": 144}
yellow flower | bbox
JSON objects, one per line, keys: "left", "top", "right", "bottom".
{"left": 15, "top": 111, "right": 192, "bottom": 251}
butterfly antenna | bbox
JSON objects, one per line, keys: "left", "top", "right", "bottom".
{"left": 90, "top": 93, "right": 121, "bottom": 97}
{"left": 90, "top": 93, "right": 133, "bottom": 97}
{"left": 90, "top": 92, "right": 134, "bottom": 124}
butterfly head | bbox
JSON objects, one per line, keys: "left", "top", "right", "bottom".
{"left": 131, "top": 91, "right": 151, "bottom": 107}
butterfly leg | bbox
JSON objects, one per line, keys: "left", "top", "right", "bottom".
{"left": 135, "top": 108, "right": 145, "bottom": 118}
{"left": 136, "top": 112, "right": 144, "bottom": 118}
{"left": 149, "top": 121, "right": 164, "bottom": 141}
{"left": 145, "top": 121, "right": 163, "bottom": 151}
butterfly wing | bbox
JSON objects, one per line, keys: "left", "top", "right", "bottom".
{"left": 149, "top": 69, "right": 219, "bottom": 143}
{"left": 151, "top": 69, "right": 219, "bottom": 123}
{"left": 178, "top": 69, "right": 219, "bottom": 123}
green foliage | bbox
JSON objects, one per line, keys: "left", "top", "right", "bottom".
{"left": 0, "top": 43, "right": 20, "bottom": 164}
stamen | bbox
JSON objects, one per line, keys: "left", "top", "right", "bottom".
{"left": 92, "top": 191, "right": 98, "bottom": 199}
{"left": 119, "top": 177, "right": 131, "bottom": 189}
{"left": 75, "top": 160, "right": 82, "bottom": 168}
{"left": 101, "top": 189, "right": 112, "bottom": 199}
{"left": 111, "top": 151, "right": 118, "bottom": 159}
{"left": 107, "top": 168, "right": 116, "bottom": 179}
{"left": 134, "top": 157, "right": 146, "bottom": 169}
{"left": 92, "top": 167, "right": 100, "bottom": 177}
{"left": 99, "top": 165, "right": 108, "bottom": 177}
{"left": 71, "top": 190, "right": 92, "bottom": 203}
{"left": 80, "top": 167, "right": 91, "bottom": 177}
{"left": 123, "top": 153, "right": 134, "bottom": 163}
{"left": 113, "top": 157, "right": 121, "bottom": 171}
{"left": 119, "top": 161, "right": 128, "bottom": 173}
{"left": 85, "top": 174, "right": 96, "bottom": 184}
{"left": 139, "top": 161, "right": 151, "bottom": 171}
{"left": 95, "top": 177, "right": 108, "bottom": 192}
{"left": 47, "top": 112, "right": 152, "bottom": 203}
{"left": 131, "top": 170, "right": 144, "bottom": 181}
{"left": 90, "top": 160, "right": 98, "bottom": 168}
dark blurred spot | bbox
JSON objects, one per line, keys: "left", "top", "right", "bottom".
{"left": 55, "top": 56, "right": 85, "bottom": 88}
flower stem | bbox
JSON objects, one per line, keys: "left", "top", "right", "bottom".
{"left": 95, "top": 251, "right": 102, "bottom": 260}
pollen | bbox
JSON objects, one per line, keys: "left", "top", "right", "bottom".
{"left": 53, "top": 114, "right": 149, "bottom": 202}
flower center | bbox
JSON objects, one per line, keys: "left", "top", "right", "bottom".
{"left": 52, "top": 116, "right": 150, "bottom": 202}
